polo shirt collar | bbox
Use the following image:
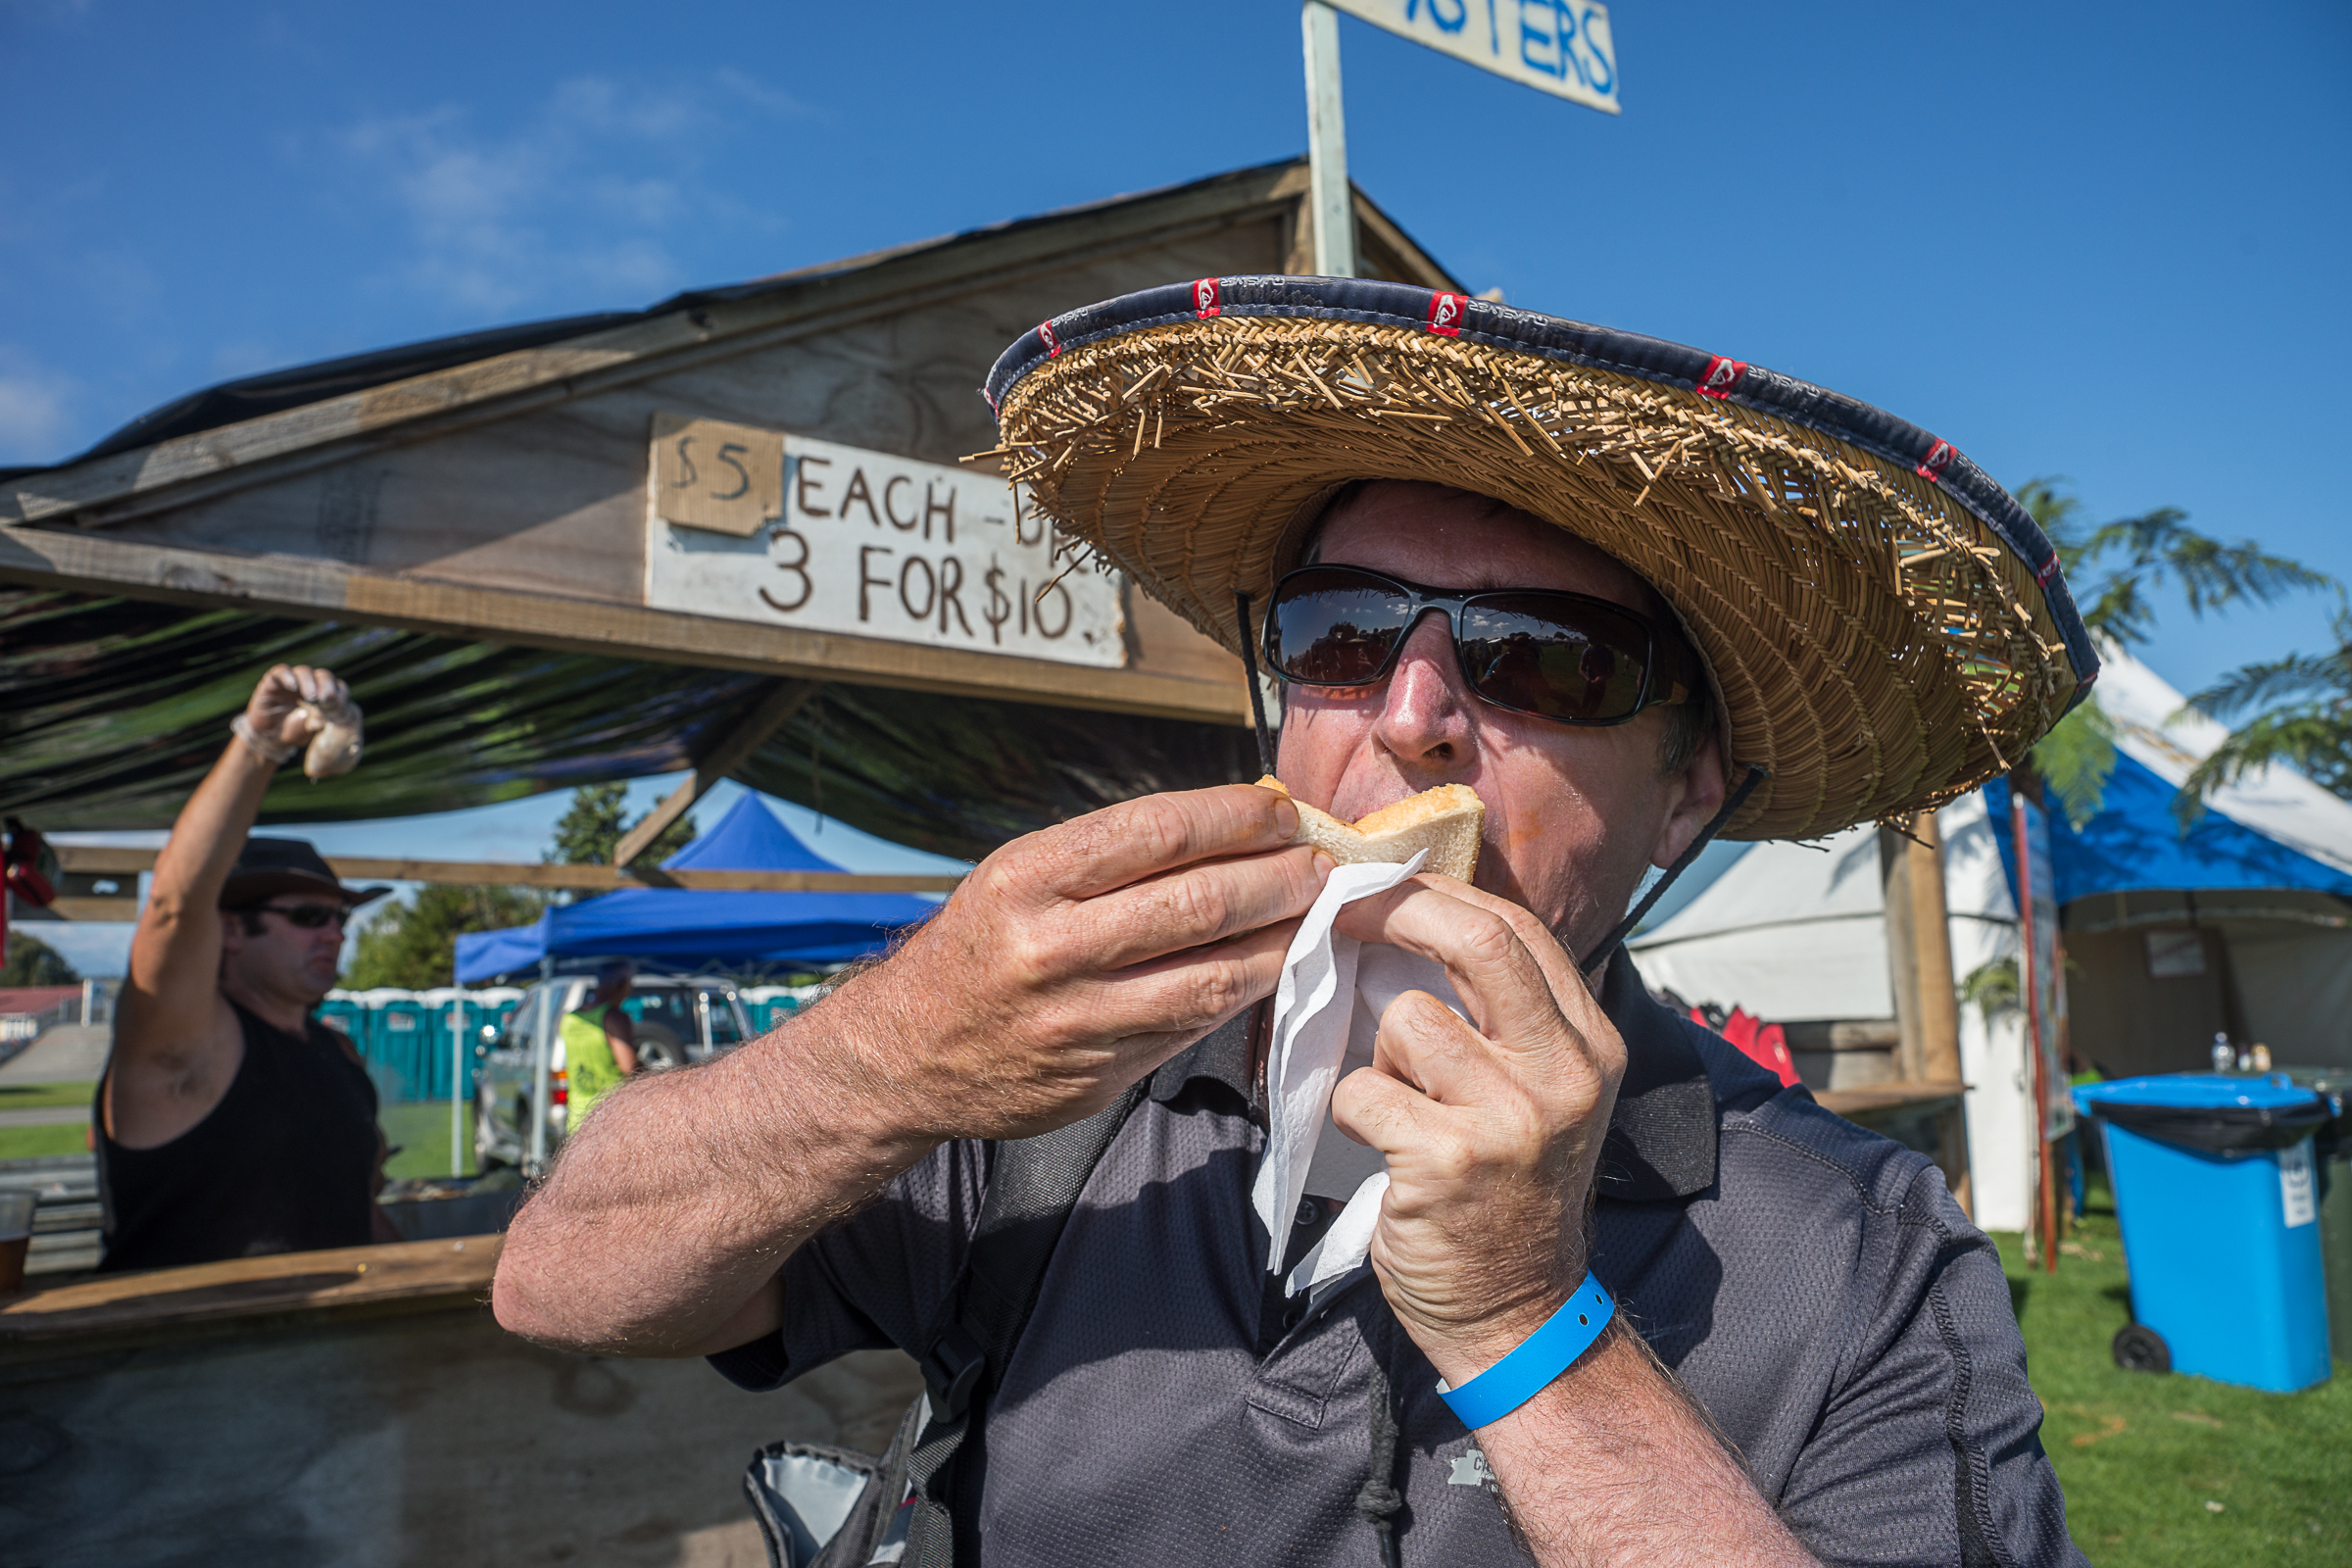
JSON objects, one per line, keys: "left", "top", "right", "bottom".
{"left": 1148, "top": 953, "right": 1717, "bottom": 1204}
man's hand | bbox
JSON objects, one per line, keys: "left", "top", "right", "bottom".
{"left": 831, "top": 783, "right": 1329, "bottom": 1146}
{"left": 1327, "top": 876, "right": 1623, "bottom": 1380}
{"left": 493, "top": 782, "right": 1330, "bottom": 1355}
{"left": 243, "top": 664, "right": 347, "bottom": 756}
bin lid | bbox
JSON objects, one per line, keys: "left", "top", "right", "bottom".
{"left": 2074, "top": 1073, "right": 2330, "bottom": 1153}
{"left": 2075, "top": 1072, "right": 2316, "bottom": 1111}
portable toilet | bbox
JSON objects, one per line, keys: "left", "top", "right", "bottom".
{"left": 741, "top": 987, "right": 789, "bottom": 1032}
{"left": 416, "top": 987, "right": 475, "bottom": 1102}
{"left": 363, "top": 988, "right": 430, "bottom": 1102}
{"left": 318, "top": 990, "right": 367, "bottom": 1050}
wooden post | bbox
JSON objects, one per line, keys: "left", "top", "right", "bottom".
{"left": 1302, "top": 2, "right": 1355, "bottom": 277}
{"left": 1881, "top": 809, "right": 1972, "bottom": 1214}
{"left": 612, "top": 680, "right": 819, "bottom": 866}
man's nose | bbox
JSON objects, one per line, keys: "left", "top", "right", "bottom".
{"left": 1370, "top": 611, "right": 1475, "bottom": 767}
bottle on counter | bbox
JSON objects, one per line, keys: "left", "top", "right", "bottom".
{"left": 2212, "top": 1034, "right": 2235, "bottom": 1073}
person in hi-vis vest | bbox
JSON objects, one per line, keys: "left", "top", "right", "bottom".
{"left": 560, "top": 960, "right": 640, "bottom": 1127}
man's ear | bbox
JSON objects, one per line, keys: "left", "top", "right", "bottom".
{"left": 1650, "top": 729, "right": 1728, "bottom": 870}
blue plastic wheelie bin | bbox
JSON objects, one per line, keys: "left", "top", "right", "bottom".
{"left": 2073, "top": 1073, "right": 2333, "bottom": 1392}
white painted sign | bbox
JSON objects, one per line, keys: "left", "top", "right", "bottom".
{"left": 1327, "top": 0, "right": 1619, "bottom": 115}
{"left": 2280, "top": 1140, "right": 2317, "bottom": 1228}
{"left": 645, "top": 421, "right": 1126, "bottom": 669}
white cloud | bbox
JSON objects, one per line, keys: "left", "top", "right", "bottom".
{"left": 0, "top": 348, "right": 78, "bottom": 466}
{"left": 339, "top": 70, "right": 800, "bottom": 318}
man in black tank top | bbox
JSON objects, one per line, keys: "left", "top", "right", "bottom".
{"left": 98, "top": 664, "right": 396, "bottom": 1272}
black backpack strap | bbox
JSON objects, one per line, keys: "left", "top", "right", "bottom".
{"left": 900, "top": 1082, "right": 1148, "bottom": 1568}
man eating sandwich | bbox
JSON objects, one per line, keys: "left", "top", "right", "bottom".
{"left": 494, "top": 278, "right": 2093, "bottom": 1566}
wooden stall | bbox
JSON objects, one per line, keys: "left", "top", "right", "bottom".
{"left": 0, "top": 161, "right": 1465, "bottom": 1562}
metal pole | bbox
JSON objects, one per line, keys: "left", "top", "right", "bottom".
{"left": 527, "top": 958, "right": 556, "bottom": 1178}
{"left": 450, "top": 1000, "right": 465, "bottom": 1179}
{"left": 2012, "top": 789, "right": 2056, "bottom": 1273}
{"left": 1301, "top": 1, "right": 1354, "bottom": 277}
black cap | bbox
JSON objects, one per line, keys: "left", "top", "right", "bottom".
{"left": 219, "top": 838, "right": 390, "bottom": 910}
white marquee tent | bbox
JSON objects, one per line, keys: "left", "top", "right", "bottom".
{"left": 1627, "top": 645, "right": 2352, "bottom": 1231}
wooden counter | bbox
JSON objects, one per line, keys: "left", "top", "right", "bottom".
{"left": 1813, "top": 1079, "right": 1967, "bottom": 1120}
{"left": 1816, "top": 1079, "right": 1974, "bottom": 1215}
{"left": 0, "top": 1234, "right": 501, "bottom": 1361}
{"left": 0, "top": 1237, "right": 923, "bottom": 1566}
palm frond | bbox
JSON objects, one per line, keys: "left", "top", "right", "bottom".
{"left": 2176, "top": 710, "right": 2352, "bottom": 826}
{"left": 1959, "top": 958, "right": 2020, "bottom": 1027}
{"left": 2182, "top": 651, "right": 2349, "bottom": 721}
{"left": 2032, "top": 699, "right": 2118, "bottom": 829}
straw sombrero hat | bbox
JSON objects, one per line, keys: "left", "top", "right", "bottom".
{"left": 983, "top": 276, "right": 2098, "bottom": 842}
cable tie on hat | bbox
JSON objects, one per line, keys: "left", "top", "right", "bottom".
{"left": 231, "top": 714, "right": 298, "bottom": 767}
{"left": 1436, "top": 1272, "right": 1615, "bottom": 1429}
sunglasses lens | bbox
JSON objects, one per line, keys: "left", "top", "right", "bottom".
{"left": 1267, "top": 567, "right": 1413, "bottom": 686}
{"left": 1458, "top": 596, "right": 1653, "bottom": 721}
{"left": 274, "top": 906, "right": 341, "bottom": 929}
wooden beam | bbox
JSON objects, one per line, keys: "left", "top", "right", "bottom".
{"left": 330, "top": 858, "right": 963, "bottom": 893}
{"left": 613, "top": 680, "right": 819, "bottom": 866}
{"left": 0, "top": 526, "right": 1251, "bottom": 725}
{"left": 53, "top": 845, "right": 963, "bottom": 894}
{"left": 29, "top": 898, "right": 142, "bottom": 922}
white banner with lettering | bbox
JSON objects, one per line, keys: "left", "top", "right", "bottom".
{"left": 1326, "top": 0, "right": 1619, "bottom": 116}
{"left": 644, "top": 416, "right": 1125, "bottom": 669}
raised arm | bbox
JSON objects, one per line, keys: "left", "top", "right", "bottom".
{"left": 491, "top": 784, "right": 1331, "bottom": 1357}
{"left": 108, "top": 665, "right": 344, "bottom": 1147}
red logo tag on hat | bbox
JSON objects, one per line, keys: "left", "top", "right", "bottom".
{"left": 1038, "top": 318, "right": 1062, "bottom": 359}
{"left": 2035, "top": 555, "right": 2061, "bottom": 585}
{"left": 1426, "top": 291, "right": 1468, "bottom": 336}
{"left": 1695, "top": 356, "right": 1747, "bottom": 399}
{"left": 1192, "top": 278, "right": 1222, "bottom": 318}
{"left": 1915, "top": 439, "right": 1958, "bottom": 481}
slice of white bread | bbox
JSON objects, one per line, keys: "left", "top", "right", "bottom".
{"left": 1255, "top": 776, "right": 1484, "bottom": 882}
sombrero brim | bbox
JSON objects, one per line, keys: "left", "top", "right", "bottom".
{"left": 984, "top": 276, "right": 2097, "bottom": 842}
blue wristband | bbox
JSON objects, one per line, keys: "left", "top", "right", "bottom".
{"left": 1436, "top": 1273, "right": 1616, "bottom": 1429}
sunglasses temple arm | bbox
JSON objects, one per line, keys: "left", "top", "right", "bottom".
{"left": 1579, "top": 763, "right": 1768, "bottom": 983}
{"left": 1235, "top": 591, "right": 1278, "bottom": 779}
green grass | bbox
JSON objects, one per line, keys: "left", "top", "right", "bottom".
{"left": 0, "top": 1092, "right": 475, "bottom": 1175}
{"left": 0, "top": 1079, "right": 95, "bottom": 1112}
{"left": 2000, "top": 1192, "right": 2350, "bottom": 1565}
{"left": 379, "top": 1100, "right": 478, "bottom": 1180}
{"left": 0, "top": 1122, "right": 90, "bottom": 1158}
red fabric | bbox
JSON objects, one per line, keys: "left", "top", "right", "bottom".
{"left": 1691, "top": 1004, "right": 1802, "bottom": 1089}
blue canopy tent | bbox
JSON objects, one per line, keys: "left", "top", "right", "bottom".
{"left": 1982, "top": 648, "right": 2352, "bottom": 1074}
{"left": 454, "top": 794, "right": 940, "bottom": 983}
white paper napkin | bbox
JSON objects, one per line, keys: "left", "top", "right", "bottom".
{"left": 1250, "top": 853, "right": 1471, "bottom": 1297}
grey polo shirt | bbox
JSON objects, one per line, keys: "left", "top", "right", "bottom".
{"left": 713, "top": 956, "right": 2085, "bottom": 1567}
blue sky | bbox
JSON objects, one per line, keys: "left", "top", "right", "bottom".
{"left": 6, "top": 0, "right": 2349, "bottom": 962}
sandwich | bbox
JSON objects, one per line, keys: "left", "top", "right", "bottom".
{"left": 1255, "top": 776, "right": 1484, "bottom": 882}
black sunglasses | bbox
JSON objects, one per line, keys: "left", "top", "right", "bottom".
{"left": 253, "top": 903, "right": 349, "bottom": 930}
{"left": 1262, "top": 564, "right": 1701, "bottom": 725}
